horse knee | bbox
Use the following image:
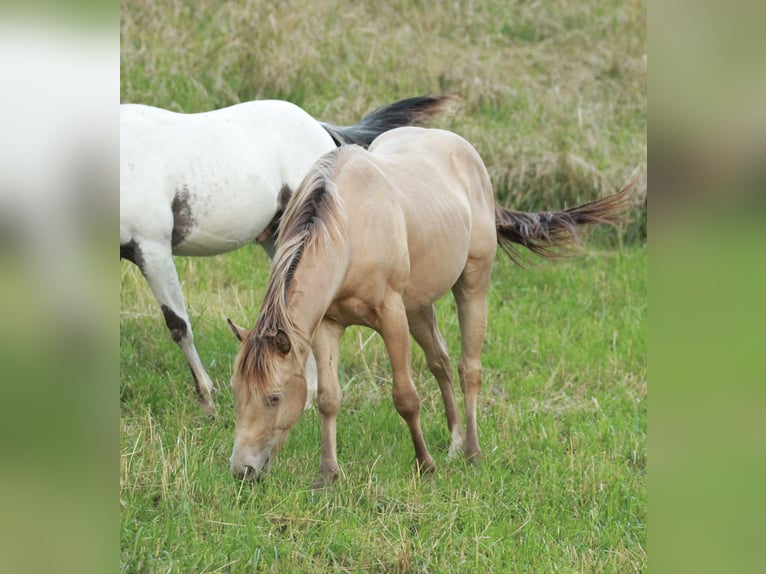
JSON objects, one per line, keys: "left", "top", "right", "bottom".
{"left": 161, "top": 305, "right": 189, "bottom": 343}
{"left": 317, "top": 388, "right": 340, "bottom": 417}
{"left": 393, "top": 388, "right": 421, "bottom": 418}
{"left": 458, "top": 358, "right": 482, "bottom": 392}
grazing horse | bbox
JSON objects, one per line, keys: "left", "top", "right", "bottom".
{"left": 120, "top": 96, "right": 450, "bottom": 413}
{"left": 228, "top": 126, "right": 633, "bottom": 486}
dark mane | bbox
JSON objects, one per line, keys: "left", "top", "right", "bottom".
{"left": 235, "top": 148, "right": 346, "bottom": 395}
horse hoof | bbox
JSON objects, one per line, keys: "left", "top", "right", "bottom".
{"left": 310, "top": 475, "right": 335, "bottom": 491}
{"left": 200, "top": 399, "right": 217, "bottom": 416}
{"left": 466, "top": 450, "right": 482, "bottom": 465}
{"left": 417, "top": 458, "right": 436, "bottom": 476}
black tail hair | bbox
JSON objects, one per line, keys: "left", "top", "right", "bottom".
{"left": 321, "top": 95, "right": 452, "bottom": 147}
{"left": 495, "top": 177, "right": 637, "bottom": 265}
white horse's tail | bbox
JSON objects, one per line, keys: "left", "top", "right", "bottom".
{"left": 320, "top": 95, "right": 452, "bottom": 147}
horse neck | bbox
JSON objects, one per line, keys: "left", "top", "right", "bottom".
{"left": 285, "top": 241, "right": 350, "bottom": 341}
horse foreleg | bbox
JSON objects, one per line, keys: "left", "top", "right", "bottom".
{"left": 407, "top": 305, "right": 465, "bottom": 457}
{"left": 379, "top": 296, "right": 435, "bottom": 475}
{"left": 311, "top": 318, "right": 345, "bottom": 489}
{"left": 452, "top": 263, "right": 492, "bottom": 463}
{"left": 128, "top": 240, "right": 217, "bottom": 414}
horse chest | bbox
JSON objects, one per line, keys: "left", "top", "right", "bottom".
{"left": 325, "top": 297, "right": 382, "bottom": 329}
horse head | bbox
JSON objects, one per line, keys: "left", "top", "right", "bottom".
{"left": 227, "top": 319, "right": 308, "bottom": 481}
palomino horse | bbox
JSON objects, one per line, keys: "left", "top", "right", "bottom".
{"left": 228, "top": 126, "right": 632, "bottom": 485}
{"left": 120, "top": 96, "right": 449, "bottom": 413}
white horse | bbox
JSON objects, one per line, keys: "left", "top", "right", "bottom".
{"left": 120, "top": 96, "right": 450, "bottom": 413}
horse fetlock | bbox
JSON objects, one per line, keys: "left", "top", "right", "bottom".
{"left": 190, "top": 368, "right": 215, "bottom": 395}
{"left": 447, "top": 427, "right": 466, "bottom": 457}
{"left": 189, "top": 373, "right": 217, "bottom": 415}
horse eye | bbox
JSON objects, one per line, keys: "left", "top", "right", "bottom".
{"left": 266, "top": 394, "right": 281, "bottom": 407}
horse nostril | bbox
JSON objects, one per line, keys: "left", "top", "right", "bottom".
{"left": 244, "top": 465, "right": 257, "bottom": 480}
{"left": 231, "top": 463, "right": 251, "bottom": 481}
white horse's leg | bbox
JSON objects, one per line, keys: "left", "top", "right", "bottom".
{"left": 130, "top": 240, "right": 217, "bottom": 413}
{"left": 303, "top": 351, "right": 318, "bottom": 410}
{"left": 407, "top": 305, "right": 465, "bottom": 456}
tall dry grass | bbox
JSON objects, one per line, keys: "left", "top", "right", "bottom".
{"left": 121, "top": 0, "right": 646, "bottom": 242}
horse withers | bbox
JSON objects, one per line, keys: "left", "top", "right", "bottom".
{"left": 120, "top": 96, "right": 451, "bottom": 413}
{"left": 228, "top": 126, "right": 634, "bottom": 486}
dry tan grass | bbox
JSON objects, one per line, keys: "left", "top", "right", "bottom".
{"left": 121, "top": 0, "right": 646, "bottom": 240}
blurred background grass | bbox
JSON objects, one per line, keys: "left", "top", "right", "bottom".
{"left": 650, "top": 2, "right": 766, "bottom": 573}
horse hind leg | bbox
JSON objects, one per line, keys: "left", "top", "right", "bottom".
{"left": 408, "top": 305, "right": 465, "bottom": 457}
{"left": 379, "top": 294, "right": 435, "bottom": 475}
{"left": 451, "top": 260, "right": 493, "bottom": 463}
{"left": 125, "top": 239, "right": 217, "bottom": 414}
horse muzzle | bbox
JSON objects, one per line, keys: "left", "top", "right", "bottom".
{"left": 230, "top": 451, "right": 271, "bottom": 481}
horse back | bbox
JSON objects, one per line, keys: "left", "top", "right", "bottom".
{"left": 368, "top": 127, "right": 497, "bottom": 257}
{"left": 333, "top": 130, "right": 496, "bottom": 310}
{"left": 120, "top": 100, "right": 334, "bottom": 193}
{"left": 120, "top": 100, "right": 335, "bottom": 255}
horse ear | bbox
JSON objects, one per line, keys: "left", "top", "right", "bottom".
{"left": 226, "top": 318, "right": 250, "bottom": 342}
{"left": 274, "top": 329, "right": 291, "bottom": 355}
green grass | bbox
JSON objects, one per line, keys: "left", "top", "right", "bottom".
{"left": 120, "top": 244, "right": 646, "bottom": 572}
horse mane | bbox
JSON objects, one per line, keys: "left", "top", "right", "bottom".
{"left": 235, "top": 148, "right": 346, "bottom": 396}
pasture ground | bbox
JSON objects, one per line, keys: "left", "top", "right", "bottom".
{"left": 120, "top": 244, "right": 646, "bottom": 572}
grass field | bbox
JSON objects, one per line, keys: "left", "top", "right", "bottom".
{"left": 121, "top": 0, "right": 645, "bottom": 571}
{"left": 120, "top": 244, "right": 646, "bottom": 572}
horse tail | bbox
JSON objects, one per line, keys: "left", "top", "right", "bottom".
{"left": 495, "top": 177, "right": 637, "bottom": 265}
{"left": 321, "top": 95, "right": 452, "bottom": 147}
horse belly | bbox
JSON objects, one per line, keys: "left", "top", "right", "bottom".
{"left": 401, "top": 200, "right": 472, "bottom": 310}
{"left": 161, "top": 141, "right": 281, "bottom": 256}
{"left": 403, "top": 239, "right": 469, "bottom": 310}
{"left": 122, "top": 107, "right": 286, "bottom": 256}
{"left": 170, "top": 176, "right": 277, "bottom": 256}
